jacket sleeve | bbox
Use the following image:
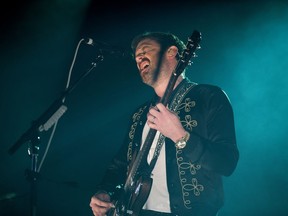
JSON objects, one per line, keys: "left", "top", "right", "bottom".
{"left": 94, "top": 103, "right": 148, "bottom": 198}
{"left": 94, "top": 121, "right": 132, "bottom": 197}
{"left": 95, "top": 144, "right": 129, "bottom": 199}
{"left": 185, "top": 85, "right": 239, "bottom": 176}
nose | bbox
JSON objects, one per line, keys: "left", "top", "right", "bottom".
{"left": 135, "top": 52, "right": 145, "bottom": 62}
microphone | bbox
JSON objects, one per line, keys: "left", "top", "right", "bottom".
{"left": 83, "top": 38, "right": 130, "bottom": 57}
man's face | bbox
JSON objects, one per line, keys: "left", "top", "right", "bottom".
{"left": 134, "top": 38, "right": 162, "bottom": 86}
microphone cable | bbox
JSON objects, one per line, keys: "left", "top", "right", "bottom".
{"left": 37, "top": 38, "right": 87, "bottom": 172}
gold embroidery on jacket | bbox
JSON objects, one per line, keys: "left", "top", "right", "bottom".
{"left": 127, "top": 106, "right": 146, "bottom": 162}
{"left": 178, "top": 98, "right": 196, "bottom": 112}
{"left": 184, "top": 178, "right": 204, "bottom": 196}
{"left": 181, "top": 115, "right": 198, "bottom": 131}
{"left": 178, "top": 98, "right": 197, "bottom": 131}
{"left": 172, "top": 83, "right": 204, "bottom": 208}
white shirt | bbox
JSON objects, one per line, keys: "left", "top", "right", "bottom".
{"left": 141, "top": 122, "right": 171, "bottom": 213}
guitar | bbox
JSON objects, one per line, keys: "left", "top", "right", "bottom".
{"left": 108, "top": 30, "right": 202, "bottom": 216}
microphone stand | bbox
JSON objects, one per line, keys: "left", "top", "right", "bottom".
{"left": 25, "top": 129, "right": 40, "bottom": 216}
{"left": 8, "top": 54, "right": 104, "bottom": 216}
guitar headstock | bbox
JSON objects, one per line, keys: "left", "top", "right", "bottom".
{"left": 174, "top": 30, "right": 202, "bottom": 76}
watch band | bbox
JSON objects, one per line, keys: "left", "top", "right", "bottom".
{"left": 175, "top": 131, "right": 190, "bottom": 149}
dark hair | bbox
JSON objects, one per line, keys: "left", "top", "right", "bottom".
{"left": 131, "top": 32, "right": 186, "bottom": 56}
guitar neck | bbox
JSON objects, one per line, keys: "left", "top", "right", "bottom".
{"left": 124, "top": 71, "right": 179, "bottom": 190}
{"left": 124, "top": 128, "right": 157, "bottom": 190}
{"left": 160, "top": 72, "right": 178, "bottom": 106}
{"left": 124, "top": 29, "right": 201, "bottom": 191}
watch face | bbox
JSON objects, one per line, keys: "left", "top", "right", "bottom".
{"left": 176, "top": 140, "right": 186, "bottom": 149}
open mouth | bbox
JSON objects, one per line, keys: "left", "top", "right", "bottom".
{"left": 139, "top": 61, "right": 150, "bottom": 73}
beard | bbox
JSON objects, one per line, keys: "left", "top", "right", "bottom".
{"left": 141, "top": 70, "right": 154, "bottom": 86}
{"left": 141, "top": 67, "right": 162, "bottom": 87}
{"left": 141, "top": 61, "right": 162, "bottom": 87}
{"left": 140, "top": 50, "right": 165, "bottom": 87}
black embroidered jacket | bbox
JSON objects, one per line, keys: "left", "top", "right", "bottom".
{"left": 97, "top": 78, "right": 239, "bottom": 215}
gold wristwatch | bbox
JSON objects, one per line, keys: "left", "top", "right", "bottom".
{"left": 175, "top": 131, "right": 190, "bottom": 149}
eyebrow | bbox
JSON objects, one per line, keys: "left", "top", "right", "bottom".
{"left": 136, "top": 44, "right": 153, "bottom": 52}
{"left": 134, "top": 45, "right": 153, "bottom": 58}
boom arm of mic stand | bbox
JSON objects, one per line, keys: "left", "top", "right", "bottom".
{"left": 8, "top": 59, "right": 99, "bottom": 155}
{"left": 8, "top": 97, "right": 64, "bottom": 155}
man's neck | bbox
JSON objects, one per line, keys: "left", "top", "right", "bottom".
{"left": 154, "top": 76, "right": 183, "bottom": 99}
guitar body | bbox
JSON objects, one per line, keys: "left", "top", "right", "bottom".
{"left": 108, "top": 176, "right": 153, "bottom": 216}
{"left": 127, "top": 175, "right": 153, "bottom": 216}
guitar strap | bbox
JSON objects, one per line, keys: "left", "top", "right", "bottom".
{"left": 148, "top": 80, "right": 197, "bottom": 172}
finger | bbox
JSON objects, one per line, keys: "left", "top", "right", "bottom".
{"left": 147, "top": 114, "right": 156, "bottom": 124}
{"left": 152, "top": 116, "right": 156, "bottom": 124}
{"left": 91, "top": 198, "right": 112, "bottom": 209}
{"left": 149, "top": 106, "right": 161, "bottom": 117}
{"left": 98, "top": 200, "right": 112, "bottom": 208}
{"left": 155, "top": 103, "right": 165, "bottom": 111}
{"left": 91, "top": 203, "right": 111, "bottom": 216}
{"left": 91, "top": 207, "right": 108, "bottom": 216}
{"left": 152, "top": 103, "right": 171, "bottom": 117}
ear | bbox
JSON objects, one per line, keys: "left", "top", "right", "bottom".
{"left": 166, "top": 46, "right": 178, "bottom": 59}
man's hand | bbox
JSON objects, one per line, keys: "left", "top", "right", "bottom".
{"left": 90, "top": 192, "right": 114, "bottom": 216}
{"left": 147, "top": 103, "right": 186, "bottom": 143}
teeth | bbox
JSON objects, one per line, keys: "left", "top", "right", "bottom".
{"left": 140, "top": 62, "right": 149, "bottom": 70}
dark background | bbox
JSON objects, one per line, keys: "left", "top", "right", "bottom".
{"left": 1, "top": 0, "right": 288, "bottom": 215}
